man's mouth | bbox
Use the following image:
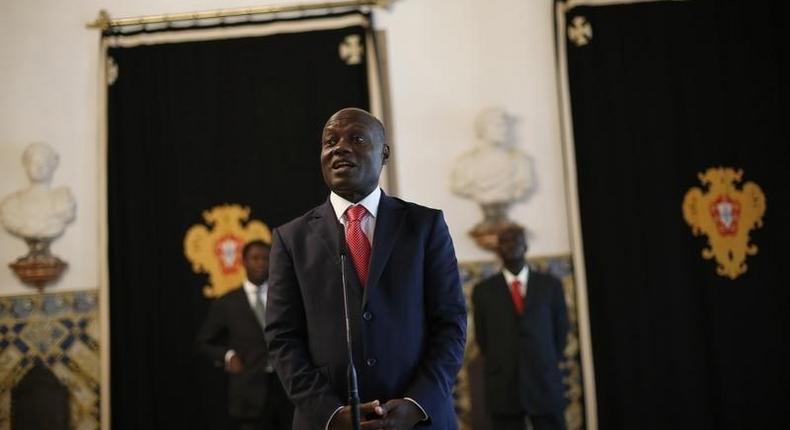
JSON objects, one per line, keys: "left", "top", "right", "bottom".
{"left": 332, "top": 160, "right": 356, "bottom": 170}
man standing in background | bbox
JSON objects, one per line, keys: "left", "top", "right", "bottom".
{"left": 197, "top": 240, "right": 293, "bottom": 430}
{"left": 472, "top": 226, "right": 568, "bottom": 430}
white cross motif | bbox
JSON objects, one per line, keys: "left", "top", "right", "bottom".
{"left": 106, "top": 56, "right": 119, "bottom": 85}
{"left": 568, "top": 16, "right": 593, "bottom": 47}
{"left": 339, "top": 34, "right": 364, "bottom": 65}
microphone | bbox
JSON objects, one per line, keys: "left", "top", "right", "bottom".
{"left": 337, "top": 222, "right": 361, "bottom": 430}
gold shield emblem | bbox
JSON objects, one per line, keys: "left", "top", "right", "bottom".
{"left": 184, "top": 204, "right": 272, "bottom": 297}
{"left": 682, "top": 168, "right": 766, "bottom": 279}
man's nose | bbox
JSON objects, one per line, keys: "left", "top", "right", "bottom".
{"left": 331, "top": 142, "right": 352, "bottom": 155}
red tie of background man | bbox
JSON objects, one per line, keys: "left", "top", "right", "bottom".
{"left": 510, "top": 280, "right": 524, "bottom": 315}
{"left": 345, "top": 205, "right": 371, "bottom": 287}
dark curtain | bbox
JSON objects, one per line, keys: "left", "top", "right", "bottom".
{"left": 106, "top": 13, "right": 373, "bottom": 429}
{"left": 561, "top": 1, "right": 789, "bottom": 428}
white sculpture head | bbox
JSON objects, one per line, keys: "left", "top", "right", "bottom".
{"left": 451, "top": 107, "right": 533, "bottom": 206}
{"left": 23, "top": 143, "right": 59, "bottom": 184}
{"left": 475, "top": 107, "right": 512, "bottom": 148}
{"left": 0, "top": 142, "right": 75, "bottom": 240}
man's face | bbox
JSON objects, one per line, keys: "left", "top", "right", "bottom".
{"left": 243, "top": 245, "right": 270, "bottom": 286}
{"left": 496, "top": 228, "right": 527, "bottom": 263}
{"left": 320, "top": 109, "right": 388, "bottom": 201}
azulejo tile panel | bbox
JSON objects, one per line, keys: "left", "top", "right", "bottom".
{"left": 0, "top": 291, "right": 99, "bottom": 430}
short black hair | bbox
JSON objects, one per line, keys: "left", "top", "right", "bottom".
{"left": 325, "top": 107, "right": 386, "bottom": 142}
{"left": 498, "top": 224, "right": 526, "bottom": 238}
{"left": 242, "top": 239, "right": 270, "bottom": 259}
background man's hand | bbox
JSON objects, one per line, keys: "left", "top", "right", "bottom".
{"left": 226, "top": 354, "right": 244, "bottom": 374}
{"left": 376, "top": 399, "right": 424, "bottom": 430}
{"left": 328, "top": 400, "right": 386, "bottom": 430}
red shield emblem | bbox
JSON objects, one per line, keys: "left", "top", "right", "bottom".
{"left": 709, "top": 195, "right": 741, "bottom": 236}
{"left": 214, "top": 234, "right": 243, "bottom": 274}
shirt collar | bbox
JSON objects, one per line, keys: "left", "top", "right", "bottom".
{"left": 243, "top": 279, "right": 266, "bottom": 294}
{"left": 329, "top": 187, "right": 382, "bottom": 221}
{"left": 502, "top": 265, "right": 529, "bottom": 286}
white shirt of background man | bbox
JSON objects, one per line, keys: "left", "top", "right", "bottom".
{"left": 224, "top": 279, "right": 269, "bottom": 367}
{"left": 502, "top": 265, "right": 529, "bottom": 298}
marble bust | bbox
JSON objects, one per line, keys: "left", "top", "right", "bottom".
{"left": 451, "top": 108, "right": 534, "bottom": 205}
{"left": 0, "top": 143, "right": 76, "bottom": 240}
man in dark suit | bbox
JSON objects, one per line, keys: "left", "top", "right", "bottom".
{"left": 197, "top": 240, "right": 293, "bottom": 430}
{"left": 472, "top": 226, "right": 568, "bottom": 430}
{"left": 264, "top": 108, "right": 467, "bottom": 430}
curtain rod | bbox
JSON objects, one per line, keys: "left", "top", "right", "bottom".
{"left": 87, "top": 0, "right": 397, "bottom": 31}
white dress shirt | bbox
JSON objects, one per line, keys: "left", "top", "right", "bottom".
{"left": 242, "top": 278, "right": 268, "bottom": 309}
{"left": 502, "top": 265, "right": 529, "bottom": 298}
{"left": 325, "top": 187, "right": 428, "bottom": 427}
{"left": 329, "top": 186, "right": 381, "bottom": 244}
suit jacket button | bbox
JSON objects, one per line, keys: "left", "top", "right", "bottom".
{"left": 366, "top": 358, "right": 377, "bottom": 367}
{"left": 363, "top": 311, "right": 373, "bottom": 321}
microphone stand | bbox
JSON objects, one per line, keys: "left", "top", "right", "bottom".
{"left": 339, "top": 243, "right": 361, "bottom": 430}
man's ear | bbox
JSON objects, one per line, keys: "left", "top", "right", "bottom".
{"left": 382, "top": 144, "right": 390, "bottom": 165}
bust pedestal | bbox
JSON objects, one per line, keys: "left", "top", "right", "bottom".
{"left": 9, "top": 238, "right": 68, "bottom": 292}
{"left": 468, "top": 202, "right": 522, "bottom": 252}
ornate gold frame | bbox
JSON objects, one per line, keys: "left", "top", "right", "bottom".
{"left": 87, "top": 1, "right": 400, "bottom": 31}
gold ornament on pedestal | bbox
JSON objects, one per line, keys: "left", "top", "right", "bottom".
{"left": 0, "top": 143, "right": 76, "bottom": 291}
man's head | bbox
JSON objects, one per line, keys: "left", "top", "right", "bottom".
{"left": 242, "top": 240, "right": 270, "bottom": 286}
{"left": 320, "top": 108, "right": 389, "bottom": 203}
{"left": 495, "top": 225, "right": 528, "bottom": 266}
{"left": 23, "top": 143, "right": 59, "bottom": 184}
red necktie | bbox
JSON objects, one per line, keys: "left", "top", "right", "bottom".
{"left": 345, "top": 205, "right": 371, "bottom": 287}
{"left": 510, "top": 280, "right": 524, "bottom": 315}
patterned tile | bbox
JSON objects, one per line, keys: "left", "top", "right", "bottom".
{"left": 18, "top": 319, "right": 68, "bottom": 354}
{"left": 0, "top": 348, "right": 24, "bottom": 383}
{"left": 11, "top": 299, "right": 33, "bottom": 319}
{"left": 0, "top": 388, "right": 9, "bottom": 430}
{"left": 0, "top": 291, "right": 99, "bottom": 429}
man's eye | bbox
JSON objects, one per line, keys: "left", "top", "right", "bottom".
{"left": 324, "top": 137, "right": 337, "bottom": 146}
{"left": 352, "top": 135, "right": 365, "bottom": 144}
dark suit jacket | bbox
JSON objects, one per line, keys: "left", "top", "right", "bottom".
{"left": 472, "top": 269, "right": 568, "bottom": 416}
{"left": 197, "top": 287, "right": 277, "bottom": 419}
{"left": 264, "top": 193, "right": 467, "bottom": 429}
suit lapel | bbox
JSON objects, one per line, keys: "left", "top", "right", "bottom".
{"left": 521, "top": 267, "right": 540, "bottom": 318}
{"left": 364, "top": 193, "right": 405, "bottom": 306}
{"left": 231, "top": 288, "right": 265, "bottom": 337}
{"left": 492, "top": 273, "right": 516, "bottom": 315}
{"left": 309, "top": 200, "right": 342, "bottom": 259}
{"left": 524, "top": 267, "right": 545, "bottom": 309}
{"left": 308, "top": 200, "right": 363, "bottom": 301}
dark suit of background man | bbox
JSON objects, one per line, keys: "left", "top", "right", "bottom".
{"left": 264, "top": 108, "right": 467, "bottom": 430}
{"left": 472, "top": 226, "right": 569, "bottom": 430}
{"left": 198, "top": 240, "right": 294, "bottom": 430}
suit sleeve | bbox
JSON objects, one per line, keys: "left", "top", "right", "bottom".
{"left": 264, "top": 228, "right": 343, "bottom": 428}
{"left": 552, "top": 276, "right": 570, "bottom": 359}
{"left": 471, "top": 284, "right": 488, "bottom": 356}
{"left": 196, "top": 298, "right": 229, "bottom": 368}
{"left": 405, "top": 210, "right": 467, "bottom": 421}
